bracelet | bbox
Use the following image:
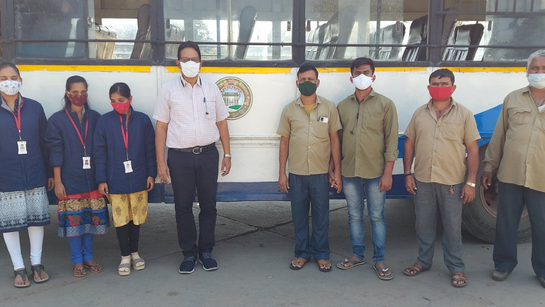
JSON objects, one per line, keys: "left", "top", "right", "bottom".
{"left": 404, "top": 173, "right": 412, "bottom": 176}
{"left": 224, "top": 154, "right": 232, "bottom": 158}
{"left": 466, "top": 182, "right": 476, "bottom": 187}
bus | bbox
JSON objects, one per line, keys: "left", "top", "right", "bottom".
{"left": 0, "top": 0, "right": 541, "bottom": 244}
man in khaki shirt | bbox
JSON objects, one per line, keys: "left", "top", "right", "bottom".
{"left": 333, "top": 57, "right": 398, "bottom": 281}
{"left": 402, "top": 69, "right": 480, "bottom": 288}
{"left": 482, "top": 50, "right": 545, "bottom": 288}
{"left": 277, "top": 64, "right": 342, "bottom": 272}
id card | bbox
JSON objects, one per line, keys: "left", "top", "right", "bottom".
{"left": 124, "top": 160, "right": 133, "bottom": 173}
{"left": 17, "top": 141, "right": 27, "bottom": 155}
{"left": 318, "top": 116, "right": 329, "bottom": 123}
{"left": 82, "top": 156, "right": 91, "bottom": 169}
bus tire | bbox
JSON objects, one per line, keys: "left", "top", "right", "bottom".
{"left": 461, "top": 145, "right": 532, "bottom": 244}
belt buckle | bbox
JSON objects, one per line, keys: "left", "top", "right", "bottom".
{"left": 192, "top": 147, "right": 202, "bottom": 154}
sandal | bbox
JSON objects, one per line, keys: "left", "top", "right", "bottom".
{"left": 13, "top": 269, "right": 30, "bottom": 288}
{"left": 452, "top": 272, "right": 468, "bottom": 288}
{"left": 131, "top": 252, "right": 145, "bottom": 271}
{"left": 373, "top": 263, "right": 394, "bottom": 281}
{"left": 83, "top": 261, "right": 103, "bottom": 274}
{"left": 31, "top": 264, "right": 49, "bottom": 283}
{"left": 73, "top": 264, "right": 87, "bottom": 278}
{"left": 403, "top": 262, "right": 429, "bottom": 276}
{"left": 317, "top": 259, "right": 332, "bottom": 272}
{"left": 118, "top": 256, "right": 131, "bottom": 276}
{"left": 289, "top": 257, "right": 308, "bottom": 270}
{"left": 336, "top": 257, "right": 365, "bottom": 270}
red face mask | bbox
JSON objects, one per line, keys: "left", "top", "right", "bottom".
{"left": 112, "top": 102, "right": 130, "bottom": 114}
{"left": 68, "top": 93, "right": 88, "bottom": 107}
{"left": 428, "top": 86, "right": 453, "bottom": 101}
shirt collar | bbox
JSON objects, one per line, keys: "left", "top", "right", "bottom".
{"left": 350, "top": 88, "right": 377, "bottom": 103}
{"left": 295, "top": 95, "right": 322, "bottom": 107}
{"left": 180, "top": 76, "right": 202, "bottom": 87}
{"left": 426, "top": 97, "right": 457, "bottom": 109}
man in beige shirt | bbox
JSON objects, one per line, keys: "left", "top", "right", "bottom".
{"left": 482, "top": 50, "right": 545, "bottom": 289}
{"left": 403, "top": 69, "right": 480, "bottom": 288}
{"left": 333, "top": 57, "right": 398, "bottom": 281}
{"left": 277, "top": 64, "right": 342, "bottom": 272}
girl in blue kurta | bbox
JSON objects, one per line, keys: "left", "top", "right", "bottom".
{"left": 94, "top": 82, "right": 156, "bottom": 276}
{"left": 45, "top": 76, "right": 109, "bottom": 278}
{"left": 0, "top": 63, "right": 53, "bottom": 288}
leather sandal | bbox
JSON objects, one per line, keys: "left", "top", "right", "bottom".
{"left": 403, "top": 262, "right": 429, "bottom": 276}
{"left": 452, "top": 272, "right": 468, "bottom": 287}
{"left": 83, "top": 261, "right": 103, "bottom": 274}
{"left": 73, "top": 264, "right": 87, "bottom": 278}
{"left": 31, "top": 264, "right": 49, "bottom": 283}
{"left": 14, "top": 269, "right": 30, "bottom": 288}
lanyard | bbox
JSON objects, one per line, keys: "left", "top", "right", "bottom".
{"left": 64, "top": 108, "right": 89, "bottom": 156}
{"left": 119, "top": 114, "right": 129, "bottom": 160}
{"left": 11, "top": 97, "right": 23, "bottom": 140}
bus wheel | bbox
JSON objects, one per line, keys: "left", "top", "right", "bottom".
{"left": 461, "top": 145, "right": 532, "bottom": 244}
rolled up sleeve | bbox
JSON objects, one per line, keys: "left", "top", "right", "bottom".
{"left": 384, "top": 101, "right": 400, "bottom": 161}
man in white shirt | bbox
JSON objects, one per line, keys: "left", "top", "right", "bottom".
{"left": 153, "top": 41, "right": 231, "bottom": 274}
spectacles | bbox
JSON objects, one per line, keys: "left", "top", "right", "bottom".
{"left": 179, "top": 57, "right": 201, "bottom": 63}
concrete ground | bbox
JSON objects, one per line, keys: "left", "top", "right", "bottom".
{"left": 0, "top": 199, "right": 542, "bottom": 307}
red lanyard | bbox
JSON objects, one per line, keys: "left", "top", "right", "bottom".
{"left": 119, "top": 114, "right": 129, "bottom": 160}
{"left": 64, "top": 108, "right": 89, "bottom": 156}
{"left": 11, "top": 97, "right": 24, "bottom": 140}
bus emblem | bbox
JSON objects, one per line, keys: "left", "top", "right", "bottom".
{"left": 216, "top": 77, "right": 253, "bottom": 120}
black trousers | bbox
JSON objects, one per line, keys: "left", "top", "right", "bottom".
{"left": 168, "top": 147, "right": 219, "bottom": 257}
{"left": 116, "top": 220, "right": 140, "bottom": 256}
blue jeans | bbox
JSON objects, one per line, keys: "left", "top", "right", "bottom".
{"left": 342, "top": 176, "right": 386, "bottom": 263}
{"left": 289, "top": 173, "right": 330, "bottom": 260}
{"left": 494, "top": 182, "right": 545, "bottom": 278}
{"left": 68, "top": 234, "right": 94, "bottom": 264}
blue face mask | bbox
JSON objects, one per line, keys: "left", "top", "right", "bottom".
{"left": 298, "top": 81, "right": 317, "bottom": 96}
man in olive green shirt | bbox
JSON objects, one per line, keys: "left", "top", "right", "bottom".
{"left": 483, "top": 50, "right": 545, "bottom": 288}
{"left": 277, "top": 64, "right": 342, "bottom": 272}
{"left": 333, "top": 57, "right": 398, "bottom": 281}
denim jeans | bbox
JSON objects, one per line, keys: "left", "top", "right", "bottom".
{"left": 342, "top": 176, "right": 386, "bottom": 263}
{"left": 413, "top": 180, "right": 464, "bottom": 273}
{"left": 289, "top": 173, "right": 330, "bottom": 260}
{"left": 493, "top": 182, "right": 545, "bottom": 278}
{"left": 68, "top": 233, "right": 94, "bottom": 264}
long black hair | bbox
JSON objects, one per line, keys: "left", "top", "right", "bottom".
{"left": 64, "top": 75, "right": 90, "bottom": 109}
{"left": 109, "top": 82, "right": 131, "bottom": 98}
{"left": 0, "top": 62, "right": 21, "bottom": 77}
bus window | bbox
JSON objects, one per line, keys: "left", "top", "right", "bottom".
{"left": 305, "top": 0, "right": 409, "bottom": 61}
{"left": 15, "top": 0, "right": 87, "bottom": 59}
{"left": 164, "top": 0, "right": 292, "bottom": 61}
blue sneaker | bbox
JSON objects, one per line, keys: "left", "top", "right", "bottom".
{"left": 179, "top": 256, "right": 197, "bottom": 274}
{"left": 199, "top": 253, "right": 218, "bottom": 271}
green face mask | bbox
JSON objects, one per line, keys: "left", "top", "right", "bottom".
{"left": 298, "top": 81, "right": 317, "bottom": 96}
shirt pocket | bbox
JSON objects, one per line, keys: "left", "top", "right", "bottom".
{"left": 204, "top": 99, "right": 217, "bottom": 121}
{"left": 362, "top": 113, "right": 383, "bottom": 132}
{"left": 442, "top": 122, "right": 463, "bottom": 142}
{"left": 313, "top": 121, "right": 330, "bottom": 139}
{"left": 508, "top": 107, "right": 532, "bottom": 126}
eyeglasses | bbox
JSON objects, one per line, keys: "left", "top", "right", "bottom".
{"left": 179, "top": 57, "right": 201, "bottom": 63}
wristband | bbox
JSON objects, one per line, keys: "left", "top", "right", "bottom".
{"left": 224, "top": 154, "right": 232, "bottom": 158}
{"left": 466, "top": 182, "right": 476, "bottom": 187}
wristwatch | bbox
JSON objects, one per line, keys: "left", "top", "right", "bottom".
{"left": 466, "top": 182, "right": 476, "bottom": 187}
{"left": 224, "top": 154, "right": 232, "bottom": 158}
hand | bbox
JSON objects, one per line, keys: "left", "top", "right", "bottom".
{"left": 328, "top": 170, "right": 336, "bottom": 186}
{"left": 333, "top": 172, "right": 342, "bottom": 193}
{"left": 461, "top": 184, "right": 476, "bottom": 204}
{"left": 98, "top": 183, "right": 109, "bottom": 195}
{"left": 147, "top": 176, "right": 155, "bottom": 191}
{"left": 55, "top": 182, "right": 66, "bottom": 199}
{"left": 405, "top": 175, "right": 417, "bottom": 195}
{"left": 157, "top": 161, "right": 171, "bottom": 184}
{"left": 278, "top": 173, "right": 290, "bottom": 193}
{"left": 481, "top": 171, "right": 493, "bottom": 190}
{"left": 221, "top": 157, "right": 231, "bottom": 177}
{"left": 378, "top": 174, "right": 393, "bottom": 192}
{"left": 47, "top": 177, "right": 55, "bottom": 191}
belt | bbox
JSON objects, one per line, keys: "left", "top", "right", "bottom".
{"left": 171, "top": 143, "right": 216, "bottom": 154}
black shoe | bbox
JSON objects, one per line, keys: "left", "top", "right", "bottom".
{"left": 199, "top": 253, "right": 218, "bottom": 271}
{"left": 491, "top": 269, "right": 510, "bottom": 282}
{"left": 179, "top": 255, "right": 197, "bottom": 274}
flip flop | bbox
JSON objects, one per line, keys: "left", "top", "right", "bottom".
{"left": 73, "top": 264, "right": 87, "bottom": 278}
{"left": 83, "top": 261, "right": 103, "bottom": 274}
{"left": 317, "top": 259, "right": 332, "bottom": 272}
{"left": 336, "top": 257, "right": 365, "bottom": 270}
{"left": 31, "top": 264, "right": 49, "bottom": 283}
{"left": 289, "top": 257, "right": 308, "bottom": 270}
{"left": 13, "top": 269, "right": 30, "bottom": 288}
{"left": 373, "top": 264, "right": 394, "bottom": 280}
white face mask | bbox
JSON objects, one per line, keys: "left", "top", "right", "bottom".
{"left": 0, "top": 80, "right": 22, "bottom": 96}
{"left": 528, "top": 73, "right": 545, "bottom": 89}
{"left": 352, "top": 74, "right": 374, "bottom": 90}
{"left": 179, "top": 61, "right": 200, "bottom": 78}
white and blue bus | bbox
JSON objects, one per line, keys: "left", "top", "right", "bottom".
{"left": 0, "top": 0, "right": 540, "bottom": 243}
